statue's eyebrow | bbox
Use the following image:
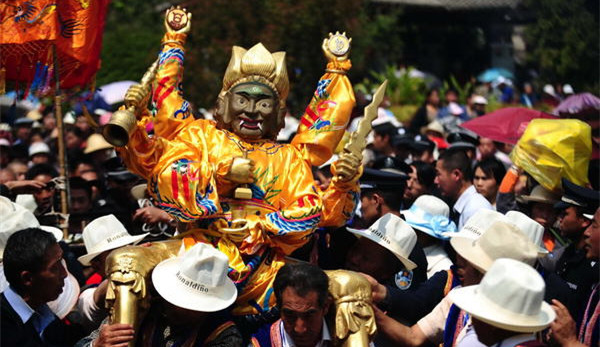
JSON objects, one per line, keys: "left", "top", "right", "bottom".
{"left": 235, "top": 91, "right": 273, "bottom": 100}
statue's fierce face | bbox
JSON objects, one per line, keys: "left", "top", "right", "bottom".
{"left": 219, "top": 82, "right": 282, "bottom": 141}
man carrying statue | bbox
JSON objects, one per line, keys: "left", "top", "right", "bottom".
{"left": 100, "top": 5, "right": 377, "bottom": 346}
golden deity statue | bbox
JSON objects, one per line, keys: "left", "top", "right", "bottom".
{"left": 103, "top": 5, "right": 378, "bottom": 346}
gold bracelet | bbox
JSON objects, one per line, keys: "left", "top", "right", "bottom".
{"left": 325, "top": 69, "right": 346, "bottom": 75}
{"left": 161, "top": 39, "right": 184, "bottom": 46}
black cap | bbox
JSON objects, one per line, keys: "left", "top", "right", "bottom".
{"left": 103, "top": 157, "right": 138, "bottom": 182}
{"left": 409, "top": 134, "right": 435, "bottom": 153}
{"left": 14, "top": 117, "right": 34, "bottom": 126}
{"left": 447, "top": 130, "right": 479, "bottom": 150}
{"left": 359, "top": 167, "right": 407, "bottom": 191}
{"left": 554, "top": 178, "right": 600, "bottom": 216}
{"left": 373, "top": 122, "right": 399, "bottom": 137}
{"left": 392, "top": 133, "right": 414, "bottom": 149}
{"left": 372, "top": 156, "right": 411, "bottom": 177}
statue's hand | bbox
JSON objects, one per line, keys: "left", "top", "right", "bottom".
{"left": 322, "top": 31, "right": 352, "bottom": 62}
{"left": 333, "top": 152, "right": 362, "bottom": 182}
{"left": 164, "top": 6, "right": 192, "bottom": 34}
{"left": 124, "top": 84, "right": 149, "bottom": 111}
{"left": 226, "top": 157, "right": 255, "bottom": 185}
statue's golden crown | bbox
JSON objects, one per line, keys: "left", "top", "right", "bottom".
{"left": 221, "top": 43, "right": 289, "bottom": 104}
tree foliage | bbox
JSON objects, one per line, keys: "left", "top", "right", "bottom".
{"left": 523, "top": 0, "right": 599, "bottom": 92}
{"left": 96, "top": 0, "right": 406, "bottom": 114}
{"left": 96, "top": 0, "right": 164, "bottom": 86}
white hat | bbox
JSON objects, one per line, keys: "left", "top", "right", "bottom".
{"left": 443, "top": 209, "right": 507, "bottom": 239}
{"left": 347, "top": 213, "right": 417, "bottom": 270}
{"left": 0, "top": 197, "right": 63, "bottom": 245}
{"left": 39, "top": 225, "right": 64, "bottom": 243}
{"left": 425, "top": 120, "right": 445, "bottom": 136}
{"left": 543, "top": 84, "right": 557, "bottom": 98}
{"left": 0, "top": 138, "right": 10, "bottom": 147}
{"left": 63, "top": 111, "right": 76, "bottom": 125}
{"left": 450, "top": 220, "right": 539, "bottom": 273}
{"left": 84, "top": 134, "right": 113, "bottom": 154}
{"left": 505, "top": 211, "right": 548, "bottom": 255}
{"left": 78, "top": 215, "right": 148, "bottom": 266}
{"left": 130, "top": 183, "right": 148, "bottom": 201}
{"left": 563, "top": 84, "right": 574, "bottom": 95}
{"left": 47, "top": 263, "right": 80, "bottom": 319}
{"left": 449, "top": 258, "right": 555, "bottom": 333}
{"left": 14, "top": 194, "right": 37, "bottom": 213}
{"left": 518, "top": 185, "right": 560, "bottom": 205}
{"left": 401, "top": 195, "right": 456, "bottom": 240}
{"left": 472, "top": 95, "right": 488, "bottom": 105}
{"left": 0, "top": 197, "right": 42, "bottom": 260}
{"left": 26, "top": 110, "right": 43, "bottom": 121}
{"left": 152, "top": 243, "right": 237, "bottom": 312}
{"left": 28, "top": 141, "right": 51, "bottom": 157}
{"left": 448, "top": 102, "right": 463, "bottom": 116}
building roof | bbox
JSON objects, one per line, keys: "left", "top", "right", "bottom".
{"left": 372, "top": 0, "right": 522, "bottom": 10}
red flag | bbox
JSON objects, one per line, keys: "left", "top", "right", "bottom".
{"left": 0, "top": 0, "right": 109, "bottom": 89}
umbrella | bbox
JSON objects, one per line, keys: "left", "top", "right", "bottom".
{"left": 0, "top": 93, "right": 39, "bottom": 123}
{"left": 477, "top": 68, "right": 514, "bottom": 83}
{"left": 72, "top": 91, "right": 112, "bottom": 115}
{"left": 553, "top": 92, "right": 600, "bottom": 118}
{"left": 511, "top": 119, "right": 591, "bottom": 192}
{"left": 97, "top": 81, "right": 137, "bottom": 105}
{"left": 460, "top": 107, "right": 556, "bottom": 145}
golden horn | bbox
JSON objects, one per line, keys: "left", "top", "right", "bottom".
{"left": 103, "top": 60, "right": 159, "bottom": 147}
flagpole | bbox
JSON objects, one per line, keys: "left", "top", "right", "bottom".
{"left": 53, "top": 44, "right": 69, "bottom": 239}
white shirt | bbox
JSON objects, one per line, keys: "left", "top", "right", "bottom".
{"left": 4, "top": 286, "right": 57, "bottom": 337}
{"left": 424, "top": 244, "right": 454, "bottom": 278}
{"left": 492, "top": 334, "right": 536, "bottom": 347}
{"left": 417, "top": 288, "right": 472, "bottom": 345}
{"left": 453, "top": 185, "right": 493, "bottom": 230}
{"left": 281, "top": 319, "right": 331, "bottom": 347}
{"left": 456, "top": 322, "right": 486, "bottom": 347}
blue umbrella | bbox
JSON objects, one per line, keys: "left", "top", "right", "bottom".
{"left": 477, "top": 68, "right": 514, "bottom": 83}
{"left": 72, "top": 91, "right": 111, "bottom": 115}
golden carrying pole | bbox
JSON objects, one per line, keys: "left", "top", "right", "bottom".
{"left": 53, "top": 45, "right": 69, "bottom": 239}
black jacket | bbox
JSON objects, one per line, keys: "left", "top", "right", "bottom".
{"left": 1, "top": 292, "right": 85, "bottom": 347}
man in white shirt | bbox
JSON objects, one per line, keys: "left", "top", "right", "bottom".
{"left": 434, "top": 147, "right": 492, "bottom": 229}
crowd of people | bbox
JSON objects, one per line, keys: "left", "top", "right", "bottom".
{"left": 0, "top": 7, "right": 598, "bottom": 347}
{"left": 0, "top": 86, "right": 597, "bottom": 347}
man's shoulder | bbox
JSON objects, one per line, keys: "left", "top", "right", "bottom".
{"left": 462, "top": 187, "right": 492, "bottom": 209}
{"left": 1, "top": 292, "right": 21, "bottom": 322}
{"left": 0, "top": 293, "right": 39, "bottom": 346}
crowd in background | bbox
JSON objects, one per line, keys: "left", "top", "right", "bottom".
{"left": 0, "top": 75, "right": 598, "bottom": 347}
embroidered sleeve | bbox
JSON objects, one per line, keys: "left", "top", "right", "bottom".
{"left": 152, "top": 32, "right": 195, "bottom": 140}
{"left": 291, "top": 60, "right": 355, "bottom": 166}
